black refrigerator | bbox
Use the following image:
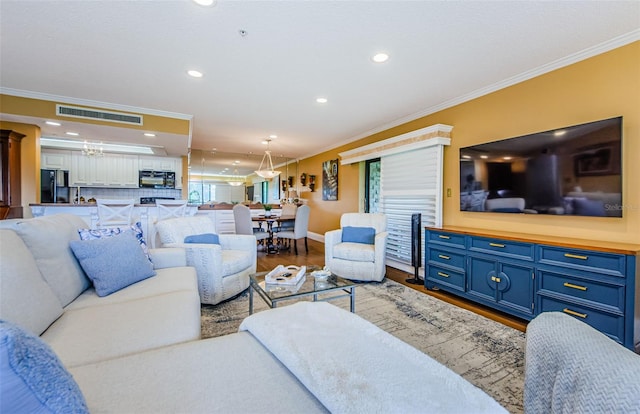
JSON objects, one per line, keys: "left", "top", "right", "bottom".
{"left": 41, "top": 169, "right": 70, "bottom": 203}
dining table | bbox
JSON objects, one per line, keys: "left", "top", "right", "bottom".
{"left": 252, "top": 214, "right": 295, "bottom": 254}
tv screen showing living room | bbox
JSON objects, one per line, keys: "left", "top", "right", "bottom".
{"left": 460, "top": 116, "right": 622, "bottom": 217}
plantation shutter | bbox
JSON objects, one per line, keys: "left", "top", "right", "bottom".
{"left": 381, "top": 145, "right": 445, "bottom": 267}
{"left": 339, "top": 124, "right": 451, "bottom": 274}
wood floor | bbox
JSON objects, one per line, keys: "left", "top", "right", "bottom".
{"left": 257, "top": 238, "right": 529, "bottom": 332}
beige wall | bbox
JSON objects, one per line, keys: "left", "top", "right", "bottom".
{"left": 0, "top": 121, "right": 41, "bottom": 218}
{"left": 306, "top": 41, "right": 639, "bottom": 244}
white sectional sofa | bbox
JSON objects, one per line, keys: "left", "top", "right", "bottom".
{"left": 0, "top": 214, "right": 201, "bottom": 368}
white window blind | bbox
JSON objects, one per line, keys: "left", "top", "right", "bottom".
{"left": 381, "top": 145, "right": 445, "bottom": 269}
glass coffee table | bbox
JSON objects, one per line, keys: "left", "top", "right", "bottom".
{"left": 249, "top": 268, "right": 356, "bottom": 314}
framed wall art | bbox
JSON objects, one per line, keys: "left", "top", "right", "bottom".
{"left": 322, "top": 159, "right": 339, "bottom": 201}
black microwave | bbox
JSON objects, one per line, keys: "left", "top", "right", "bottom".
{"left": 139, "top": 171, "right": 176, "bottom": 189}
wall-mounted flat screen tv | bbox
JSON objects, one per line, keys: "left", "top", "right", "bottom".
{"left": 460, "top": 116, "right": 622, "bottom": 217}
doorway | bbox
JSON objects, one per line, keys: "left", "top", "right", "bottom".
{"left": 365, "top": 158, "right": 381, "bottom": 213}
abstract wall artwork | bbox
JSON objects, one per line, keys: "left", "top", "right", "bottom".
{"left": 322, "top": 159, "right": 339, "bottom": 201}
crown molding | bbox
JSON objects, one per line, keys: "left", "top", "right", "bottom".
{"left": 0, "top": 87, "right": 193, "bottom": 121}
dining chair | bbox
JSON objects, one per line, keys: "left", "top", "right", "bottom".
{"left": 233, "top": 204, "right": 269, "bottom": 245}
{"left": 96, "top": 199, "right": 135, "bottom": 228}
{"left": 274, "top": 203, "right": 297, "bottom": 233}
{"left": 275, "top": 205, "right": 310, "bottom": 255}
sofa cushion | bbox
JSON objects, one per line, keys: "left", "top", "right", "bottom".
{"left": 70, "top": 232, "right": 157, "bottom": 297}
{"left": 65, "top": 267, "right": 197, "bottom": 311}
{"left": 341, "top": 226, "right": 376, "bottom": 244}
{"left": 184, "top": 233, "right": 220, "bottom": 244}
{"left": 12, "top": 214, "right": 90, "bottom": 307}
{"left": 0, "top": 230, "right": 63, "bottom": 336}
{"left": 41, "top": 290, "right": 201, "bottom": 368}
{"left": 333, "top": 242, "right": 375, "bottom": 262}
{"left": 0, "top": 320, "right": 89, "bottom": 414}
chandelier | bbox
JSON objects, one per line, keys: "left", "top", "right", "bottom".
{"left": 254, "top": 139, "right": 281, "bottom": 179}
{"left": 82, "top": 141, "right": 104, "bottom": 157}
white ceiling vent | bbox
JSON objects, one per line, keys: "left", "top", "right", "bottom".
{"left": 56, "top": 104, "right": 143, "bottom": 126}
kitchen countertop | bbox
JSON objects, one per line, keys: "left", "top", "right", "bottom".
{"left": 29, "top": 203, "right": 199, "bottom": 208}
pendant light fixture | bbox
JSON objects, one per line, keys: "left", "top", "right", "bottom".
{"left": 228, "top": 167, "right": 244, "bottom": 186}
{"left": 255, "top": 138, "right": 281, "bottom": 179}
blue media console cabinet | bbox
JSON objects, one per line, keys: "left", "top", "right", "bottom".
{"left": 425, "top": 226, "right": 639, "bottom": 351}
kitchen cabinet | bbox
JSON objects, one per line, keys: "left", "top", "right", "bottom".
{"left": 0, "top": 130, "right": 25, "bottom": 219}
{"left": 41, "top": 149, "right": 71, "bottom": 170}
{"left": 425, "top": 226, "right": 638, "bottom": 350}
{"left": 139, "top": 155, "right": 176, "bottom": 172}
{"left": 106, "top": 154, "right": 139, "bottom": 187}
{"left": 70, "top": 152, "right": 107, "bottom": 186}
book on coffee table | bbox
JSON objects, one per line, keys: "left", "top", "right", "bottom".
{"left": 265, "top": 265, "right": 306, "bottom": 285}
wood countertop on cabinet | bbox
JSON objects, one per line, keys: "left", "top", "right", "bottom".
{"left": 426, "top": 225, "right": 640, "bottom": 255}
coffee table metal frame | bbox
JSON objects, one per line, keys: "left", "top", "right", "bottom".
{"left": 249, "top": 270, "right": 356, "bottom": 314}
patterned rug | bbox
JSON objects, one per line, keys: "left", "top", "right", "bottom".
{"left": 201, "top": 278, "right": 526, "bottom": 414}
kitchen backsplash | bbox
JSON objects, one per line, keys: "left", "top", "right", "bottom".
{"left": 73, "top": 187, "right": 183, "bottom": 202}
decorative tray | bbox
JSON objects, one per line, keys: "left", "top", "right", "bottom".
{"left": 265, "top": 265, "right": 306, "bottom": 285}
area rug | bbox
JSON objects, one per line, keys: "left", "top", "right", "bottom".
{"left": 201, "top": 278, "right": 526, "bottom": 414}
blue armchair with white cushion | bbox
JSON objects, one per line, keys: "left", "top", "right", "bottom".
{"left": 156, "top": 215, "right": 257, "bottom": 305}
{"left": 324, "top": 213, "right": 388, "bottom": 282}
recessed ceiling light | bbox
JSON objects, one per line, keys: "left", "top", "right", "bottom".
{"left": 316, "top": 97, "right": 328, "bottom": 104}
{"left": 45, "top": 121, "right": 61, "bottom": 126}
{"left": 480, "top": 155, "right": 489, "bottom": 159}
{"left": 144, "top": 133, "right": 156, "bottom": 137}
{"left": 192, "top": 0, "right": 216, "bottom": 6}
{"left": 554, "top": 130, "right": 567, "bottom": 136}
{"left": 187, "top": 70, "right": 203, "bottom": 78}
{"left": 66, "top": 132, "right": 79, "bottom": 136}
{"left": 372, "top": 53, "right": 389, "bottom": 63}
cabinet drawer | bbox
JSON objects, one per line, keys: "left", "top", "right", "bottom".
{"left": 470, "top": 236, "right": 534, "bottom": 261}
{"left": 538, "top": 270, "right": 624, "bottom": 312}
{"left": 425, "top": 265, "right": 465, "bottom": 291}
{"left": 427, "top": 231, "right": 465, "bottom": 249}
{"left": 427, "top": 248, "right": 465, "bottom": 272}
{"left": 538, "top": 245, "right": 626, "bottom": 277}
{"left": 539, "top": 297, "right": 624, "bottom": 344}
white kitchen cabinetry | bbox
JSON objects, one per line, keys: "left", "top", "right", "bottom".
{"left": 106, "top": 154, "right": 139, "bottom": 187}
{"left": 42, "top": 149, "right": 72, "bottom": 170}
{"left": 70, "top": 152, "right": 108, "bottom": 186}
{"left": 139, "top": 155, "right": 176, "bottom": 172}
{"left": 70, "top": 152, "right": 137, "bottom": 188}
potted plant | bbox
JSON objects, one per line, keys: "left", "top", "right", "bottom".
{"left": 263, "top": 204, "right": 273, "bottom": 217}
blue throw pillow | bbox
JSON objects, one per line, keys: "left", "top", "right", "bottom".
{"left": 342, "top": 226, "right": 376, "bottom": 244}
{"left": 78, "top": 221, "right": 151, "bottom": 262}
{"left": 184, "top": 233, "right": 220, "bottom": 244}
{"left": 0, "top": 320, "right": 89, "bottom": 414}
{"left": 70, "top": 232, "right": 156, "bottom": 297}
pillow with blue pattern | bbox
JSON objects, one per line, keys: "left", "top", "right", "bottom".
{"left": 0, "top": 320, "right": 89, "bottom": 414}
{"left": 78, "top": 221, "right": 151, "bottom": 262}
{"left": 70, "top": 232, "right": 156, "bottom": 297}
{"left": 184, "top": 233, "right": 220, "bottom": 244}
{"left": 342, "top": 226, "right": 376, "bottom": 245}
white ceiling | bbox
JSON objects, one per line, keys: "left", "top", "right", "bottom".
{"left": 1, "top": 0, "right": 639, "bottom": 175}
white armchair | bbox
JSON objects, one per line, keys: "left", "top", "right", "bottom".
{"left": 324, "top": 213, "right": 388, "bottom": 282}
{"left": 155, "top": 215, "right": 256, "bottom": 305}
